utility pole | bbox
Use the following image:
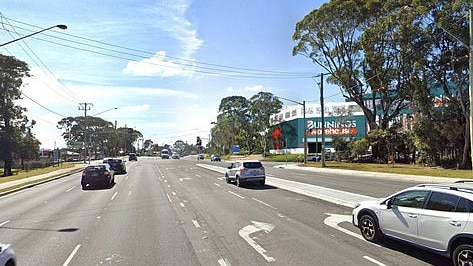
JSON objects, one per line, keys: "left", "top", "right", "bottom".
{"left": 79, "top": 103, "right": 93, "bottom": 163}
{"left": 320, "top": 73, "right": 326, "bottom": 168}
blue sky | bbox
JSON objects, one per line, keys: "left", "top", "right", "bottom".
{"left": 0, "top": 0, "right": 339, "bottom": 149}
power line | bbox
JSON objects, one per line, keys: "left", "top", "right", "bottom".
{"left": 0, "top": 16, "right": 318, "bottom": 79}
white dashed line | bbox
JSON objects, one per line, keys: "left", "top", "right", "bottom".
{"left": 166, "top": 193, "right": 172, "bottom": 203}
{"left": 228, "top": 191, "right": 245, "bottom": 199}
{"left": 66, "top": 187, "right": 75, "bottom": 192}
{"left": 0, "top": 220, "right": 10, "bottom": 227}
{"left": 218, "top": 258, "right": 230, "bottom": 266}
{"left": 63, "top": 244, "right": 81, "bottom": 266}
{"left": 192, "top": 220, "right": 201, "bottom": 228}
{"left": 110, "top": 192, "right": 118, "bottom": 201}
{"left": 214, "top": 183, "right": 221, "bottom": 187}
{"left": 363, "top": 256, "right": 388, "bottom": 266}
{"left": 252, "top": 198, "right": 277, "bottom": 209}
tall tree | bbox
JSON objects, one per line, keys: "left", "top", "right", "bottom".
{"left": 0, "top": 54, "right": 30, "bottom": 176}
{"left": 248, "top": 92, "right": 283, "bottom": 153}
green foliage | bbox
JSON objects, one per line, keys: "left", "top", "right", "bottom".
{"left": 211, "top": 92, "right": 282, "bottom": 155}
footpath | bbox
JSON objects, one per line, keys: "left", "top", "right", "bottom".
{"left": 0, "top": 160, "right": 463, "bottom": 208}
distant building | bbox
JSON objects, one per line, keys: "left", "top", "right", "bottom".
{"left": 269, "top": 101, "right": 366, "bottom": 154}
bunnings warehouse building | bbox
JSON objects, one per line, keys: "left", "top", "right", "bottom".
{"left": 269, "top": 101, "right": 367, "bottom": 154}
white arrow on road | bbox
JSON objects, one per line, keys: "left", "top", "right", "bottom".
{"left": 239, "top": 221, "right": 275, "bottom": 262}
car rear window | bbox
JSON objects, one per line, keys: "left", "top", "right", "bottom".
{"left": 243, "top": 162, "right": 263, "bottom": 168}
{"left": 85, "top": 165, "right": 106, "bottom": 171}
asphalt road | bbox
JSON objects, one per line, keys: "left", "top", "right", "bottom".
{"left": 0, "top": 156, "right": 451, "bottom": 265}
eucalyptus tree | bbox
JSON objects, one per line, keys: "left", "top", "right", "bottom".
{"left": 0, "top": 54, "right": 30, "bottom": 176}
{"left": 411, "top": 0, "right": 472, "bottom": 168}
{"left": 249, "top": 92, "right": 283, "bottom": 153}
{"left": 58, "top": 116, "right": 115, "bottom": 156}
{"left": 217, "top": 96, "right": 250, "bottom": 152}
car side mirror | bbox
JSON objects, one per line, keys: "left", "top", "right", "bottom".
{"left": 386, "top": 198, "right": 393, "bottom": 209}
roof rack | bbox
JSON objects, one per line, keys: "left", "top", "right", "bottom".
{"left": 454, "top": 180, "right": 473, "bottom": 184}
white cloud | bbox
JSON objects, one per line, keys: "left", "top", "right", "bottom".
{"left": 124, "top": 0, "right": 203, "bottom": 77}
{"left": 123, "top": 51, "right": 194, "bottom": 77}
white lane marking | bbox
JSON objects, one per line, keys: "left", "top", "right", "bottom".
{"left": 163, "top": 180, "right": 168, "bottom": 183}
{"left": 218, "top": 258, "right": 230, "bottom": 266}
{"left": 214, "top": 183, "right": 221, "bottom": 187}
{"left": 166, "top": 193, "right": 172, "bottom": 203}
{"left": 0, "top": 220, "right": 10, "bottom": 227}
{"left": 324, "top": 213, "right": 383, "bottom": 247}
{"left": 110, "top": 192, "right": 118, "bottom": 201}
{"left": 179, "top": 178, "right": 192, "bottom": 181}
{"left": 192, "top": 220, "right": 201, "bottom": 228}
{"left": 239, "top": 221, "right": 275, "bottom": 262}
{"left": 63, "top": 244, "right": 81, "bottom": 266}
{"left": 172, "top": 192, "right": 177, "bottom": 196}
{"left": 252, "top": 198, "right": 277, "bottom": 210}
{"left": 167, "top": 185, "right": 171, "bottom": 188}
{"left": 228, "top": 191, "right": 245, "bottom": 199}
{"left": 180, "top": 202, "right": 185, "bottom": 208}
{"left": 66, "top": 186, "right": 75, "bottom": 192}
{"left": 324, "top": 213, "right": 363, "bottom": 240}
{"left": 195, "top": 174, "right": 201, "bottom": 177}
{"left": 363, "top": 256, "right": 388, "bottom": 266}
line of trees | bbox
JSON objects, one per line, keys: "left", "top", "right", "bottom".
{"left": 208, "top": 92, "right": 283, "bottom": 155}
{"left": 0, "top": 54, "right": 41, "bottom": 176}
{"left": 292, "top": 0, "right": 471, "bottom": 168}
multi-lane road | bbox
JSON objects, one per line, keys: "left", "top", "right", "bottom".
{"left": 0, "top": 156, "right": 451, "bottom": 265}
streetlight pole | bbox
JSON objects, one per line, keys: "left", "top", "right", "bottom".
{"left": 0, "top": 24, "right": 67, "bottom": 47}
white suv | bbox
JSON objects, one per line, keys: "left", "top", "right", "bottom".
{"left": 225, "top": 160, "right": 265, "bottom": 187}
{"left": 352, "top": 181, "right": 473, "bottom": 266}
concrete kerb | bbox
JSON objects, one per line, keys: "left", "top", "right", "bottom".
{"left": 0, "top": 164, "right": 86, "bottom": 197}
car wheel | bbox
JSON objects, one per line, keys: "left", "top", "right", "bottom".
{"left": 225, "top": 174, "right": 230, "bottom": 183}
{"left": 236, "top": 176, "right": 241, "bottom": 187}
{"left": 5, "top": 259, "right": 15, "bottom": 266}
{"left": 359, "top": 214, "right": 381, "bottom": 242}
{"left": 453, "top": 244, "right": 473, "bottom": 266}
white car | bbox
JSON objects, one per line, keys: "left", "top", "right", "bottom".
{"left": 225, "top": 160, "right": 265, "bottom": 187}
{"left": 0, "top": 243, "right": 16, "bottom": 266}
{"left": 352, "top": 181, "right": 473, "bottom": 266}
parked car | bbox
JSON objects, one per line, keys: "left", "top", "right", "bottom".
{"left": 171, "top": 152, "right": 180, "bottom": 159}
{"left": 81, "top": 164, "right": 115, "bottom": 189}
{"left": 103, "top": 158, "right": 127, "bottom": 174}
{"left": 128, "top": 153, "right": 137, "bottom": 161}
{"left": 352, "top": 180, "right": 473, "bottom": 266}
{"left": 0, "top": 243, "right": 16, "bottom": 266}
{"left": 225, "top": 160, "right": 265, "bottom": 187}
{"left": 197, "top": 154, "right": 204, "bottom": 160}
{"left": 210, "top": 154, "right": 221, "bottom": 162}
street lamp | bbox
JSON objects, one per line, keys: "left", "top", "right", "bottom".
{"left": 0, "top": 24, "right": 67, "bottom": 47}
